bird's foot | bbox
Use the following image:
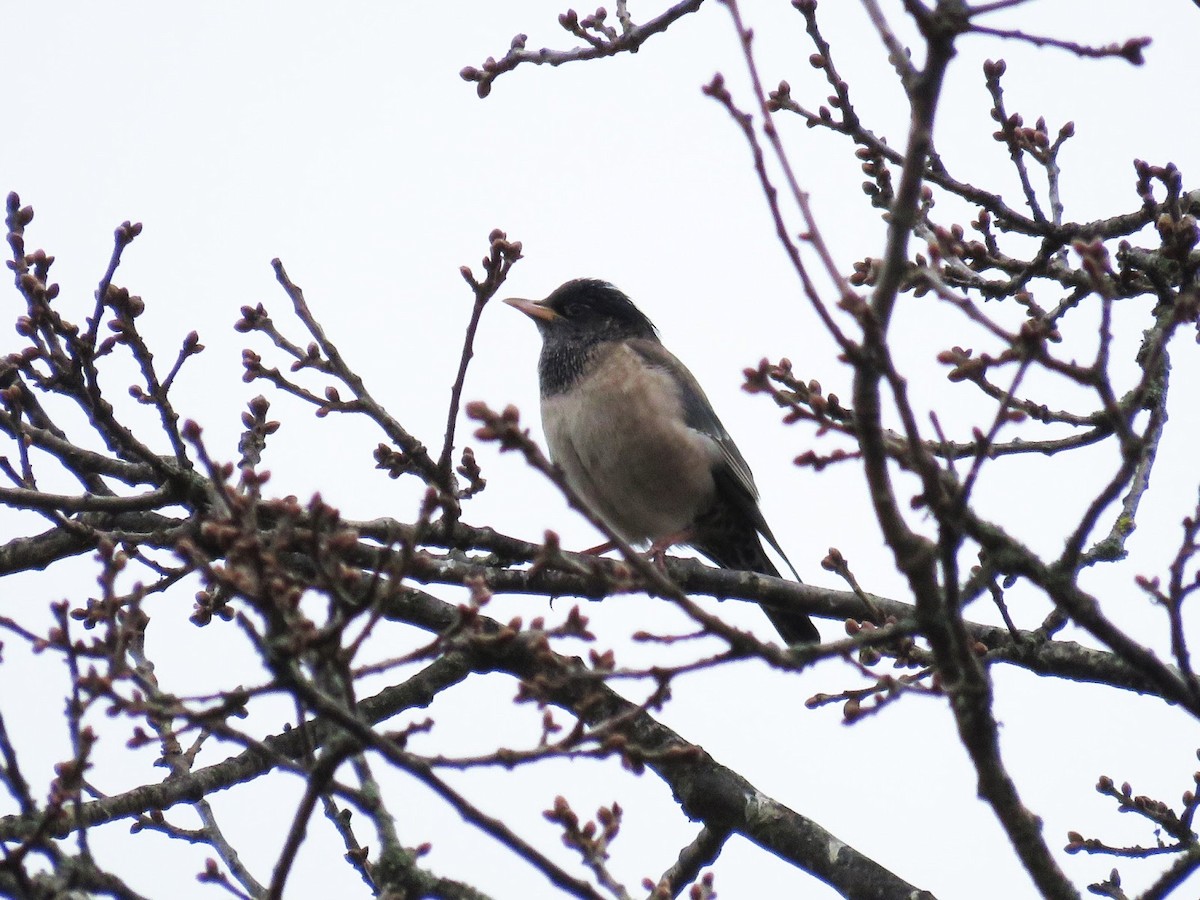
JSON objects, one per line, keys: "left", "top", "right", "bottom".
{"left": 582, "top": 540, "right": 617, "bottom": 556}
{"left": 645, "top": 530, "right": 692, "bottom": 570}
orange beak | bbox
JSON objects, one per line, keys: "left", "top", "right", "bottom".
{"left": 503, "top": 297, "right": 558, "bottom": 322}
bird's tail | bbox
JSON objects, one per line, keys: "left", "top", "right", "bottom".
{"left": 690, "top": 533, "right": 820, "bottom": 645}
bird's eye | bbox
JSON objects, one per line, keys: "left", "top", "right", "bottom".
{"left": 562, "top": 302, "right": 582, "bottom": 318}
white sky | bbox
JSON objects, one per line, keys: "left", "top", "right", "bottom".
{"left": 3, "top": 2, "right": 1200, "bottom": 898}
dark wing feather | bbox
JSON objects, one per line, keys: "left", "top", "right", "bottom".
{"left": 627, "top": 339, "right": 818, "bottom": 643}
{"left": 627, "top": 338, "right": 801, "bottom": 581}
{"left": 692, "top": 468, "right": 819, "bottom": 644}
{"left": 626, "top": 339, "right": 757, "bottom": 496}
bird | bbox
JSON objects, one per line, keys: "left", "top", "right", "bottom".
{"left": 504, "top": 278, "right": 819, "bottom": 644}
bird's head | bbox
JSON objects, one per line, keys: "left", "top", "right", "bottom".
{"left": 504, "top": 279, "right": 658, "bottom": 345}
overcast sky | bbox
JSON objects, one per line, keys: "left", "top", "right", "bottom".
{"left": 4, "top": 2, "right": 1200, "bottom": 898}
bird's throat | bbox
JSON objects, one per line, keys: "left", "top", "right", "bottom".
{"left": 538, "top": 339, "right": 601, "bottom": 398}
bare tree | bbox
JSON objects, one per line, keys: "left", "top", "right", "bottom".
{"left": 2, "top": 2, "right": 1198, "bottom": 899}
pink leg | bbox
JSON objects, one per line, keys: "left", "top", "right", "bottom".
{"left": 646, "top": 530, "right": 692, "bottom": 568}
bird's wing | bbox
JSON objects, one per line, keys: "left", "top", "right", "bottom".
{"left": 624, "top": 340, "right": 801, "bottom": 580}
{"left": 626, "top": 339, "right": 757, "bottom": 496}
{"left": 627, "top": 339, "right": 801, "bottom": 581}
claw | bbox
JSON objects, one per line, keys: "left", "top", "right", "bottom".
{"left": 645, "top": 529, "right": 692, "bottom": 569}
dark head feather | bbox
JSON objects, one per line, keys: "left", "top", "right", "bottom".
{"left": 540, "top": 279, "right": 658, "bottom": 341}
{"left": 533, "top": 280, "right": 660, "bottom": 395}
